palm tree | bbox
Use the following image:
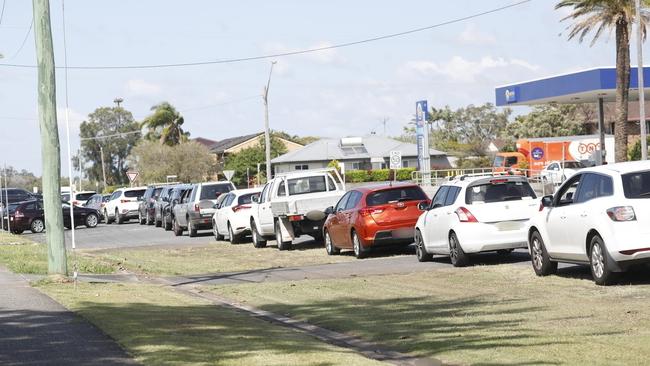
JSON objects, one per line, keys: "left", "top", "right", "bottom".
{"left": 141, "top": 102, "right": 190, "bottom": 146}
{"left": 556, "top": 0, "right": 650, "bottom": 162}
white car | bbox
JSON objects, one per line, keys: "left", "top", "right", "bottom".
{"left": 212, "top": 188, "right": 262, "bottom": 244}
{"left": 415, "top": 174, "right": 540, "bottom": 266}
{"left": 104, "top": 187, "right": 147, "bottom": 224}
{"left": 528, "top": 161, "right": 650, "bottom": 285}
{"left": 540, "top": 161, "right": 586, "bottom": 186}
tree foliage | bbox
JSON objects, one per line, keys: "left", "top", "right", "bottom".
{"left": 78, "top": 107, "right": 140, "bottom": 186}
{"left": 127, "top": 140, "right": 215, "bottom": 183}
{"left": 1, "top": 166, "right": 41, "bottom": 191}
{"left": 504, "top": 104, "right": 586, "bottom": 140}
{"left": 141, "top": 102, "right": 190, "bottom": 146}
{"left": 224, "top": 137, "right": 287, "bottom": 187}
{"left": 272, "top": 130, "right": 319, "bottom": 146}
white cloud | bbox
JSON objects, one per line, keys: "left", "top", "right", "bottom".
{"left": 125, "top": 79, "right": 162, "bottom": 96}
{"left": 401, "top": 56, "right": 540, "bottom": 83}
{"left": 458, "top": 24, "right": 496, "bottom": 45}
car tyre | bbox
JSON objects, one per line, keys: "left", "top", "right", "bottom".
{"left": 275, "top": 220, "right": 292, "bottom": 251}
{"left": 228, "top": 223, "right": 240, "bottom": 244}
{"left": 214, "top": 221, "right": 225, "bottom": 241}
{"left": 252, "top": 221, "right": 267, "bottom": 248}
{"left": 11, "top": 229, "right": 24, "bottom": 235}
{"left": 449, "top": 232, "right": 469, "bottom": 267}
{"left": 139, "top": 211, "right": 146, "bottom": 225}
{"left": 415, "top": 230, "right": 433, "bottom": 262}
{"left": 590, "top": 235, "right": 618, "bottom": 286}
{"left": 324, "top": 229, "right": 340, "bottom": 255}
{"left": 30, "top": 218, "right": 45, "bottom": 234}
{"left": 173, "top": 217, "right": 183, "bottom": 237}
{"left": 105, "top": 209, "right": 113, "bottom": 224}
{"left": 188, "top": 219, "right": 197, "bottom": 237}
{"left": 164, "top": 213, "right": 172, "bottom": 231}
{"left": 116, "top": 209, "right": 124, "bottom": 224}
{"left": 530, "top": 230, "right": 557, "bottom": 276}
{"left": 155, "top": 215, "right": 162, "bottom": 227}
{"left": 146, "top": 212, "right": 154, "bottom": 225}
{"left": 352, "top": 231, "right": 367, "bottom": 259}
{"left": 85, "top": 213, "right": 99, "bottom": 228}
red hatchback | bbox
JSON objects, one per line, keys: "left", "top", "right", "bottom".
{"left": 323, "top": 184, "right": 429, "bottom": 258}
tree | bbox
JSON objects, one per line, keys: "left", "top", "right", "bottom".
{"left": 141, "top": 102, "right": 190, "bottom": 146}
{"left": 78, "top": 107, "right": 140, "bottom": 186}
{"left": 504, "top": 104, "right": 586, "bottom": 140}
{"left": 556, "top": 0, "right": 650, "bottom": 162}
{"left": 272, "top": 130, "right": 320, "bottom": 145}
{"left": 224, "top": 137, "right": 287, "bottom": 186}
{"left": 127, "top": 140, "right": 215, "bottom": 183}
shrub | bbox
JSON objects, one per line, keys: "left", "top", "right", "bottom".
{"left": 396, "top": 168, "right": 416, "bottom": 181}
{"left": 369, "top": 169, "right": 390, "bottom": 182}
{"left": 628, "top": 137, "right": 650, "bottom": 161}
{"left": 345, "top": 170, "right": 369, "bottom": 183}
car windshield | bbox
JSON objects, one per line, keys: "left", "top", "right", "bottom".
{"left": 366, "top": 187, "right": 427, "bottom": 206}
{"left": 200, "top": 184, "right": 233, "bottom": 200}
{"left": 283, "top": 176, "right": 327, "bottom": 196}
{"left": 124, "top": 189, "right": 146, "bottom": 198}
{"left": 75, "top": 192, "right": 95, "bottom": 201}
{"left": 622, "top": 171, "right": 650, "bottom": 199}
{"left": 563, "top": 161, "right": 584, "bottom": 169}
{"left": 466, "top": 180, "right": 537, "bottom": 204}
{"left": 493, "top": 156, "right": 505, "bottom": 167}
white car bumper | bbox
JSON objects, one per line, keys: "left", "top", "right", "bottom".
{"left": 454, "top": 221, "right": 528, "bottom": 253}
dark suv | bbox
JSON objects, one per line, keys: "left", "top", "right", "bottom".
{"left": 1, "top": 188, "right": 37, "bottom": 207}
{"left": 138, "top": 185, "right": 163, "bottom": 225}
{"left": 154, "top": 186, "right": 175, "bottom": 227}
{"left": 8, "top": 200, "right": 100, "bottom": 234}
{"left": 162, "top": 184, "right": 192, "bottom": 231}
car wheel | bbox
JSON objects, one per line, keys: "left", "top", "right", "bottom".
{"left": 188, "top": 219, "right": 197, "bottom": 237}
{"left": 146, "top": 212, "right": 154, "bottom": 225}
{"left": 213, "top": 221, "right": 225, "bottom": 241}
{"left": 252, "top": 221, "right": 267, "bottom": 248}
{"left": 228, "top": 223, "right": 240, "bottom": 244}
{"left": 590, "top": 235, "right": 618, "bottom": 286}
{"left": 116, "top": 209, "right": 124, "bottom": 224}
{"left": 85, "top": 213, "right": 99, "bottom": 228}
{"left": 105, "top": 209, "right": 112, "bottom": 224}
{"left": 139, "top": 211, "right": 146, "bottom": 225}
{"left": 164, "top": 213, "right": 172, "bottom": 231}
{"left": 352, "top": 231, "right": 367, "bottom": 259}
{"left": 11, "top": 229, "right": 24, "bottom": 235}
{"left": 415, "top": 230, "right": 432, "bottom": 262}
{"left": 275, "top": 220, "right": 292, "bottom": 251}
{"left": 173, "top": 217, "right": 183, "bottom": 236}
{"left": 449, "top": 232, "right": 469, "bottom": 267}
{"left": 30, "top": 219, "right": 45, "bottom": 234}
{"left": 324, "top": 229, "right": 340, "bottom": 255}
{"left": 530, "top": 230, "right": 557, "bottom": 276}
{"left": 155, "top": 215, "right": 162, "bottom": 227}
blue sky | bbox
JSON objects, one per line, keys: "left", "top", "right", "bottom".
{"left": 0, "top": 0, "right": 643, "bottom": 174}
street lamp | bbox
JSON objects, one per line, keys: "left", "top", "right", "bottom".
{"left": 263, "top": 61, "right": 277, "bottom": 182}
{"left": 635, "top": 0, "right": 648, "bottom": 160}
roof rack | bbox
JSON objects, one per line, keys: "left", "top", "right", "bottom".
{"left": 273, "top": 167, "right": 339, "bottom": 178}
{"left": 454, "top": 171, "right": 513, "bottom": 181}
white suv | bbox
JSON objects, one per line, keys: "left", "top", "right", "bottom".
{"left": 415, "top": 174, "right": 539, "bottom": 266}
{"left": 104, "top": 187, "right": 147, "bottom": 224}
{"left": 528, "top": 161, "right": 650, "bottom": 285}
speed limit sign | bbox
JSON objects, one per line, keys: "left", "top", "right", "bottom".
{"left": 389, "top": 150, "right": 402, "bottom": 169}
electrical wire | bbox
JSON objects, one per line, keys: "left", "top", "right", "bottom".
{"left": 79, "top": 130, "right": 142, "bottom": 141}
{"left": 0, "top": 0, "right": 530, "bottom": 70}
{"left": 0, "top": 0, "right": 6, "bottom": 27}
{"left": 8, "top": 15, "right": 33, "bottom": 59}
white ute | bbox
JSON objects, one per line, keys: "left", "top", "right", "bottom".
{"left": 250, "top": 168, "right": 345, "bottom": 250}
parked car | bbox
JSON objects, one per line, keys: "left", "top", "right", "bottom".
{"left": 415, "top": 174, "right": 539, "bottom": 266}
{"left": 323, "top": 184, "right": 429, "bottom": 259}
{"left": 8, "top": 199, "right": 100, "bottom": 234}
{"left": 138, "top": 185, "right": 163, "bottom": 225}
{"left": 213, "top": 188, "right": 262, "bottom": 244}
{"left": 84, "top": 193, "right": 109, "bottom": 221}
{"left": 172, "top": 182, "right": 235, "bottom": 237}
{"left": 528, "top": 161, "right": 650, "bottom": 285}
{"left": 103, "top": 187, "right": 147, "bottom": 224}
{"left": 540, "top": 161, "right": 586, "bottom": 185}
{"left": 249, "top": 168, "right": 346, "bottom": 250}
{"left": 154, "top": 186, "right": 176, "bottom": 227}
{"left": 163, "top": 184, "right": 192, "bottom": 231}
{"left": 62, "top": 191, "right": 96, "bottom": 207}
{"left": 0, "top": 188, "right": 38, "bottom": 207}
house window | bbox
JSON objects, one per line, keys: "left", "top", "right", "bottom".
{"left": 402, "top": 160, "right": 409, "bottom": 168}
{"left": 380, "top": 162, "right": 387, "bottom": 169}
{"left": 350, "top": 162, "right": 361, "bottom": 170}
{"left": 295, "top": 164, "right": 309, "bottom": 171}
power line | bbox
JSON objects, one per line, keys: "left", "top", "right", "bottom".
{"left": 0, "top": 0, "right": 530, "bottom": 70}
{"left": 7, "top": 16, "right": 33, "bottom": 59}
{"left": 0, "top": 0, "right": 6, "bottom": 27}
{"left": 79, "top": 130, "right": 142, "bottom": 141}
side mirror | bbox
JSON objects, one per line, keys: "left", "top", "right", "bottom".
{"left": 417, "top": 201, "right": 429, "bottom": 211}
{"left": 431, "top": 203, "right": 443, "bottom": 210}
{"left": 541, "top": 195, "right": 553, "bottom": 208}
{"left": 324, "top": 206, "right": 334, "bottom": 215}
{"left": 251, "top": 195, "right": 259, "bottom": 203}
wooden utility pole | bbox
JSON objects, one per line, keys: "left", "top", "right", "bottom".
{"left": 33, "top": 0, "right": 67, "bottom": 276}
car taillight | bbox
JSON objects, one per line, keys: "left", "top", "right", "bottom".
{"left": 359, "top": 207, "right": 384, "bottom": 216}
{"left": 606, "top": 206, "right": 636, "bottom": 222}
{"left": 194, "top": 203, "right": 200, "bottom": 212}
{"left": 232, "top": 205, "right": 251, "bottom": 213}
{"left": 14, "top": 210, "right": 24, "bottom": 218}
{"left": 120, "top": 199, "right": 130, "bottom": 203}
{"left": 455, "top": 207, "right": 478, "bottom": 223}
{"left": 288, "top": 214, "right": 304, "bottom": 221}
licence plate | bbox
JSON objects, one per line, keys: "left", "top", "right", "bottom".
{"left": 495, "top": 221, "right": 523, "bottom": 231}
{"left": 203, "top": 219, "right": 210, "bottom": 223}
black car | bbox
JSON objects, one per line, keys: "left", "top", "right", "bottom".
{"left": 154, "top": 186, "right": 175, "bottom": 227}
{"left": 0, "top": 188, "right": 38, "bottom": 207}
{"left": 162, "top": 184, "right": 192, "bottom": 231}
{"left": 138, "top": 185, "right": 163, "bottom": 225}
{"left": 9, "top": 199, "right": 100, "bottom": 234}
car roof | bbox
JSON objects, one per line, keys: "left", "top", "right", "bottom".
{"left": 197, "top": 181, "right": 233, "bottom": 186}
{"left": 231, "top": 188, "right": 262, "bottom": 196}
{"left": 116, "top": 186, "right": 147, "bottom": 191}
{"left": 352, "top": 183, "right": 421, "bottom": 193}
{"left": 445, "top": 174, "right": 528, "bottom": 187}
{"left": 580, "top": 161, "right": 650, "bottom": 175}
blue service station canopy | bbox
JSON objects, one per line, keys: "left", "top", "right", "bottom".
{"left": 495, "top": 67, "right": 650, "bottom": 106}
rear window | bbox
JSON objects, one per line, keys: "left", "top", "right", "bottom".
{"left": 200, "top": 184, "right": 233, "bottom": 200}
{"left": 466, "top": 180, "right": 536, "bottom": 204}
{"left": 61, "top": 194, "right": 70, "bottom": 202}
{"left": 285, "top": 176, "right": 327, "bottom": 196}
{"left": 564, "top": 161, "right": 585, "bottom": 169}
{"left": 238, "top": 193, "right": 257, "bottom": 205}
{"left": 124, "top": 189, "right": 146, "bottom": 198}
{"left": 153, "top": 187, "right": 163, "bottom": 197}
{"left": 75, "top": 192, "right": 95, "bottom": 201}
{"left": 366, "top": 186, "right": 427, "bottom": 206}
{"left": 622, "top": 171, "right": 650, "bottom": 199}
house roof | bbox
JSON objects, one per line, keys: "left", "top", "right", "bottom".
{"left": 209, "top": 133, "right": 263, "bottom": 154}
{"left": 192, "top": 137, "right": 218, "bottom": 148}
{"left": 271, "top": 136, "right": 446, "bottom": 164}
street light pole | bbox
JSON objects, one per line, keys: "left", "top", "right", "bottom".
{"left": 262, "top": 61, "right": 277, "bottom": 182}
{"left": 100, "top": 145, "right": 107, "bottom": 190}
{"left": 636, "top": 0, "right": 648, "bottom": 160}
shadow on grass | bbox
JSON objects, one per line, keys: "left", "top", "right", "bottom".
{"left": 429, "top": 250, "right": 531, "bottom": 267}
{"left": 555, "top": 263, "right": 650, "bottom": 285}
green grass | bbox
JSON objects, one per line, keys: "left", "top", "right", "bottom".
{"left": 38, "top": 282, "right": 382, "bottom": 366}
{"left": 207, "top": 264, "right": 650, "bottom": 365}
{"left": 0, "top": 232, "right": 115, "bottom": 275}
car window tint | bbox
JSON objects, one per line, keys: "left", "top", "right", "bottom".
{"left": 124, "top": 189, "right": 146, "bottom": 198}
{"left": 76, "top": 192, "right": 95, "bottom": 201}
{"left": 61, "top": 194, "right": 71, "bottom": 202}
{"left": 286, "top": 176, "right": 327, "bottom": 195}
{"left": 555, "top": 175, "right": 581, "bottom": 206}
{"left": 200, "top": 184, "right": 233, "bottom": 200}
{"left": 238, "top": 193, "right": 256, "bottom": 205}
{"left": 575, "top": 173, "right": 613, "bottom": 203}
{"left": 25, "top": 202, "right": 36, "bottom": 211}
{"left": 327, "top": 175, "right": 337, "bottom": 191}
{"left": 622, "top": 170, "right": 650, "bottom": 199}
{"left": 259, "top": 184, "right": 269, "bottom": 202}
{"left": 366, "top": 187, "right": 427, "bottom": 207}
{"left": 345, "top": 191, "right": 362, "bottom": 210}
{"left": 431, "top": 186, "right": 449, "bottom": 208}
{"left": 444, "top": 186, "right": 461, "bottom": 206}
{"left": 505, "top": 157, "right": 518, "bottom": 166}
{"left": 466, "top": 180, "right": 536, "bottom": 204}
{"left": 110, "top": 191, "right": 120, "bottom": 200}
{"left": 277, "top": 181, "right": 286, "bottom": 197}
{"left": 335, "top": 192, "right": 351, "bottom": 211}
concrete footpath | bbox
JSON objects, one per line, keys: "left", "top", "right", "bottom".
{"left": 0, "top": 266, "right": 137, "bottom": 366}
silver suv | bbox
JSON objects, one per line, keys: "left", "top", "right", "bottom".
{"left": 172, "top": 181, "right": 235, "bottom": 237}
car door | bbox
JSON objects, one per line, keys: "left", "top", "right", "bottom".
{"left": 545, "top": 174, "right": 582, "bottom": 258}
{"left": 433, "top": 186, "right": 461, "bottom": 251}
{"left": 177, "top": 190, "right": 191, "bottom": 226}
{"left": 343, "top": 191, "right": 363, "bottom": 247}
{"left": 423, "top": 186, "right": 449, "bottom": 250}
{"left": 329, "top": 192, "right": 352, "bottom": 246}
{"left": 218, "top": 194, "right": 235, "bottom": 233}
{"left": 259, "top": 181, "right": 276, "bottom": 235}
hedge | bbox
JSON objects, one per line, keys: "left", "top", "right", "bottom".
{"left": 345, "top": 168, "right": 415, "bottom": 183}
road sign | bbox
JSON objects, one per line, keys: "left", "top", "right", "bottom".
{"left": 223, "top": 170, "right": 235, "bottom": 181}
{"left": 126, "top": 171, "right": 139, "bottom": 183}
{"left": 389, "top": 151, "right": 402, "bottom": 169}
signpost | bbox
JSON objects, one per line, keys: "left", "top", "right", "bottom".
{"left": 415, "top": 100, "right": 431, "bottom": 186}
{"left": 223, "top": 170, "right": 235, "bottom": 182}
{"left": 126, "top": 171, "right": 139, "bottom": 187}
{"left": 390, "top": 150, "right": 402, "bottom": 183}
